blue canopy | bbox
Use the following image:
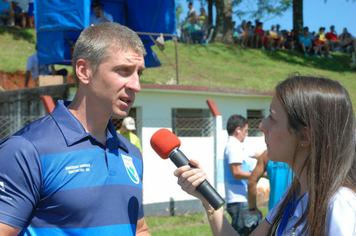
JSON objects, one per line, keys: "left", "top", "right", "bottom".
{"left": 35, "top": 0, "right": 177, "bottom": 67}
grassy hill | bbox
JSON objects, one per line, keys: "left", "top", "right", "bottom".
{"left": 1, "top": 26, "right": 355, "bottom": 102}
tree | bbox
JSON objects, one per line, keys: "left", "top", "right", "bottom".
{"left": 293, "top": 0, "right": 303, "bottom": 40}
{"left": 214, "top": 0, "right": 234, "bottom": 44}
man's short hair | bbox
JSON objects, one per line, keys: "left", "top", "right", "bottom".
{"left": 72, "top": 22, "right": 146, "bottom": 86}
{"left": 226, "top": 115, "right": 248, "bottom": 135}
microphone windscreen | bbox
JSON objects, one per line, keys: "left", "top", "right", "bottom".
{"left": 150, "top": 129, "right": 181, "bottom": 159}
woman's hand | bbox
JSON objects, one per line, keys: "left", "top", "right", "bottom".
{"left": 173, "top": 159, "right": 207, "bottom": 201}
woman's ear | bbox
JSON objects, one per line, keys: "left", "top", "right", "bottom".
{"left": 300, "top": 126, "right": 311, "bottom": 147}
{"left": 76, "top": 59, "right": 91, "bottom": 85}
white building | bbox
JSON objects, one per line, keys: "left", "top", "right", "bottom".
{"left": 69, "top": 84, "right": 274, "bottom": 216}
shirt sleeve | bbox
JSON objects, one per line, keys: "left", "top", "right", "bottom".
{"left": 326, "top": 188, "right": 356, "bottom": 236}
{"left": 226, "top": 143, "right": 243, "bottom": 165}
{"left": 0, "top": 136, "right": 42, "bottom": 229}
{"left": 26, "top": 55, "right": 33, "bottom": 72}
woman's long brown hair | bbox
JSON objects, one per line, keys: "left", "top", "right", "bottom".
{"left": 267, "top": 75, "right": 356, "bottom": 235}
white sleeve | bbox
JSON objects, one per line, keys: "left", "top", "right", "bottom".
{"left": 226, "top": 144, "right": 243, "bottom": 165}
{"left": 326, "top": 187, "right": 356, "bottom": 236}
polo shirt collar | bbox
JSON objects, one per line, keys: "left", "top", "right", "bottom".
{"left": 51, "top": 100, "right": 128, "bottom": 152}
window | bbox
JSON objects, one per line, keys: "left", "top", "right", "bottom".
{"left": 247, "top": 110, "right": 264, "bottom": 137}
{"left": 172, "top": 108, "right": 213, "bottom": 137}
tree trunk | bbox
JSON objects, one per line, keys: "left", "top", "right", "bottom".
{"left": 208, "top": 0, "right": 213, "bottom": 28}
{"left": 214, "top": 0, "right": 234, "bottom": 44}
{"left": 293, "top": 0, "right": 303, "bottom": 40}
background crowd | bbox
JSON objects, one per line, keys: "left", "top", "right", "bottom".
{"left": 233, "top": 19, "right": 356, "bottom": 58}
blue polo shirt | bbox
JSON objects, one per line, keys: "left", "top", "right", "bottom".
{"left": 0, "top": 100, "right": 144, "bottom": 235}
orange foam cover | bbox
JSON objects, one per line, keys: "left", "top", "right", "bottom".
{"left": 150, "top": 129, "right": 181, "bottom": 159}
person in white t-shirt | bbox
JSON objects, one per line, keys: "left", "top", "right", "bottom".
{"left": 89, "top": 0, "right": 113, "bottom": 26}
{"left": 223, "top": 114, "right": 262, "bottom": 235}
{"left": 173, "top": 75, "right": 356, "bottom": 236}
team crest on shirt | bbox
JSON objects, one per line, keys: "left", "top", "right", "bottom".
{"left": 121, "top": 154, "right": 140, "bottom": 184}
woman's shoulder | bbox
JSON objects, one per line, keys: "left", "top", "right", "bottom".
{"left": 326, "top": 187, "right": 356, "bottom": 235}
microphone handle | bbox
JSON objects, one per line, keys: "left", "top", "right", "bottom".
{"left": 169, "top": 148, "right": 225, "bottom": 210}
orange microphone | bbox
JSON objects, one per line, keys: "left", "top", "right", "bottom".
{"left": 150, "top": 129, "right": 225, "bottom": 210}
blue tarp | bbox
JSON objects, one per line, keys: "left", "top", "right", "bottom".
{"left": 35, "top": 0, "right": 177, "bottom": 68}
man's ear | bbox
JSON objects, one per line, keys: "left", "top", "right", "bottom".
{"left": 235, "top": 127, "right": 241, "bottom": 135}
{"left": 300, "top": 126, "right": 311, "bottom": 147}
{"left": 76, "top": 59, "right": 91, "bottom": 85}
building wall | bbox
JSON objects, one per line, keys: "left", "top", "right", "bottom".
{"left": 131, "top": 88, "right": 272, "bottom": 215}
{"left": 56, "top": 86, "right": 274, "bottom": 215}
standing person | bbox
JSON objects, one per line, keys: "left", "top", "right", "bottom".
{"left": 223, "top": 114, "right": 262, "bottom": 235}
{"left": 25, "top": 47, "right": 68, "bottom": 87}
{"left": 0, "top": 22, "right": 151, "bottom": 236}
{"left": 118, "top": 116, "right": 142, "bottom": 153}
{"left": 186, "top": 2, "right": 197, "bottom": 24}
{"left": 174, "top": 75, "right": 356, "bottom": 236}
{"left": 197, "top": 7, "right": 209, "bottom": 43}
{"left": 89, "top": 0, "right": 113, "bottom": 25}
{"left": 0, "top": 0, "right": 13, "bottom": 26}
{"left": 247, "top": 150, "right": 293, "bottom": 216}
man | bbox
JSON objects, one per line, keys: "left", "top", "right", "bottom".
{"left": 118, "top": 116, "right": 142, "bottom": 153}
{"left": 25, "top": 48, "right": 68, "bottom": 87}
{"left": 11, "top": 1, "right": 23, "bottom": 27}
{"left": 299, "top": 29, "right": 318, "bottom": 57}
{"left": 325, "top": 25, "right": 340, "bottom": 51}
{"left": 0, "top": 0, "right": 13, "bottom": 26}
{"left": 89, "top": 0, "right": 113, "bottom": 25}
{"left": 223, "top": 114, "right": 262, "bottom": 235}
{"left": 0, "top": 23, "right": 150, "bottom": 235}
{"left": 247, "top": 150, "right": 293, "bottom": 217}
{"left": 186, "top": 2, "right": 197, "bottom": 24}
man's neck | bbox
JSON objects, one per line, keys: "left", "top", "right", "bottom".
{"left": 68, "top": 94, "right": 109, "bottom": 145}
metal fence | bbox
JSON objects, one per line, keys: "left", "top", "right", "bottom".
{"left": 0, "top": 116, "right": 43, "bottom": 141}
{"left": 1, "top": 116, "right": 263, "bottom": 142}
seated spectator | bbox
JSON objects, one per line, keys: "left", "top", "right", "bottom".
{"left": 316, "top": 27, "right": 328, "bottom": 43}
{"left": 299, "top": 30, "right": 319, "bottom": 57}
{"left": 241, "top": 21, "right": 253, "bottom": 47}
{"left": 268, "top": 25, "right": 279, "bottom": 50}
{"left": 182, "top": 22, "right": 200, "bottom": 44}
{"left": 275, "top": 24, "right": 286, "bottom": 50}
{"left": 325, "top": 25, "right": 340, "bottom": 51}
{"left": 0, "top": 0, "right": 14, "bottom": 26}
{"left": 12, "top": 1, "right": 23, "bottom": 27}
{"left": 25, "top": 48, "right": 68, "bottom": 87}
{"left": 234, "top": 20, "right": 246, "bottom": 44}
{"left": 339, "top": 27, "right": 356, "bottom": 54}
{"left": 285, "top": 29, "right": 296, "bottom": 50}
{"left": 254, "top": 22, "right": 266, "bottom": 49}
{"left": 313, "top": 34, "right": 333, "bottom": 58}
{"left": 89, "top": 0, "right": 113, "bottom": 26}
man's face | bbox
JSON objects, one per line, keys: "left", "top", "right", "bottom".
{"left": 92, "top": 6, "right": 101, "bottom": 17}
{"left": 87, "top": 48, "right": 145, "bottom": 119}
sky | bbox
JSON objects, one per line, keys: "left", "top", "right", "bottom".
{"left": 180, "top": 0, "right": 356, "bottom": 36}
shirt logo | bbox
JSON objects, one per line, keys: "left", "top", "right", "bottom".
{"left": 121, "top": 154, "right": 140, "bottom": 184}
{"left": 65, "top": 164, "right": 91, "bottom": 175}
{"left": 0, "top": 182, "right": 5, "bottom": 192}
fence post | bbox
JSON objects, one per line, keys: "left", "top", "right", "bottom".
{"left": 206, "top": 100, "right": 223, "bottom": 192}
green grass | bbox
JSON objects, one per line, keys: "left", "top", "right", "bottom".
{"left": 1, "top": 27, "right": 355, "bottom": 99}
{"left": 146, "top": 206, "right": 269, "bottom": 235}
